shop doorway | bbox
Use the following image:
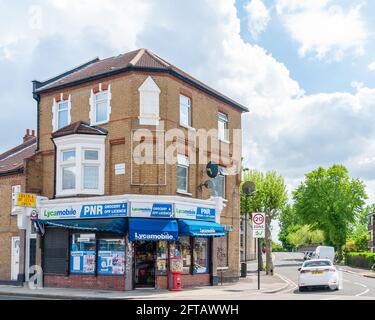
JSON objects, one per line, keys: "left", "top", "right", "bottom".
{"left": 134, "top": 241, "right": 156, "bottom": 288}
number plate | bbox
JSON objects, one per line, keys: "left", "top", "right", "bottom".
{"left": 312, "top": 271, "right": 323, "bottom": 275}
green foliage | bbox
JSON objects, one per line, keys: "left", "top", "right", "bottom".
{"left": 346, "top": 252, "right": 375, "bottom": 270}
{"left": 286, "top": 225, "right": 324, "bottom": 248}
{"left": 346, "top": 224, "right": 370, "bottom": 252}
{"left": 272, "top": 242, "right": 284, "bottom": 252}
{"left": 293, "top": 165, "right": 367, "bottom": 254}
{"left": 241, "top": 170, "right": 288, "bottom": 218}
{"left": 278, "top": 204, "right": 300, "bottom": 251}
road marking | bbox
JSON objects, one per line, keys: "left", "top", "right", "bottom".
{"left": 274, "top": 272, "right": 298, "bottom": 293}
{"left": 343, "top": 276, "right": 370, "bottom": 296}
{"left": 356, "top": 289, "right": 370, "bottom": 297}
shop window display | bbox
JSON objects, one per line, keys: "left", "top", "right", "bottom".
{"left": 178, "top": 236, "right": 192, "bottom": 274}
{"left": 156, "top": 241, "right": 168, "bottom": 275}
{"left": 70, "top": 234, "right": 96, "bottom": 274}
{"left": 98, "top": 239, "right": 125, "bottom": 275}
{"left": 193, "top": 238, "right": 209, "bottom": 274}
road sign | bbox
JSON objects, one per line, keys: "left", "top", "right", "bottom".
{"left": 16, "top": 193, "right": 37, "bottom": 208}
{"left": 252, "top": 212, "right": 265, "bottom": 238}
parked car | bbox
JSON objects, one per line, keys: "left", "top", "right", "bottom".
{"left": 298, "top": 259, "right": 339, "bottom": 292}
{"left": 315, "top": 246, "right": 335, "bottom": 263}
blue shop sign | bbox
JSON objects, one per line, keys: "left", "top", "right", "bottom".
{"left": 196, "top": 207, "right": 216, "bottom": 221}
{"left": 151, "top": 203, "right": 173, "bottom": 218}
{"left": 80, "top": 203, "right": 128, "bottom": 218}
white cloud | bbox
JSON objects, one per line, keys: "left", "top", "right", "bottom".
{"left": 244, "top": 0, "right": 271, "bottom": 39}
{"left": 0, "top": 0, "right": 374, "bottom": 203}
{"left": 275, "top": 0, "right": 367, "bottom": 61}
{"left": 368, "top": 61, "right": 375, "bottom": 71}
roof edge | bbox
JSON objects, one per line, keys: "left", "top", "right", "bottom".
{"left": 35, "top": 66, "right": 249, "bottom": 113}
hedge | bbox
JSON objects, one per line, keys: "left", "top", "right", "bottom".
{"left": 345, "top": 252, "right": 375, "bottom": 270}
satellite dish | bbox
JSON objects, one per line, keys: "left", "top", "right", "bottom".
{"left": 206, "top": 161, "right": 219, "bottom": 178}
{"left": 242, "top": 181, "right": 256, "bottom": 196}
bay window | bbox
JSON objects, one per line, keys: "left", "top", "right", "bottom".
{"left": 55, "top": 135, "right": 106, "bottom": 197}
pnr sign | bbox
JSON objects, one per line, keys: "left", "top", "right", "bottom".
{"left": 80, "top": 203, "right": 128, "bottom": 218}
{"left": 252, "top": 212, "right": 265, "bottom": 238}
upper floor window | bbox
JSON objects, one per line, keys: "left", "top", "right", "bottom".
{"left": 52, "top": 95, "right": 71, "bottom": 132}
{"left": 218, "top": 112, "right": 229, "bottom": 142}
{"left": 55, "top": 135, "right": 106, "bottom": 197}
{"left": 211, "top": 166, "right": 227, "bottom": 199}
{"left": 90, "top": 84, "right": 111, "bottom": 125}
{"left": 180, "top": 95, "right": 192, "bottom": 128}
{"left": 177, "top": 154, "right": 189, "bottom": 194}
{"left": 11, "top": 185, "right": 21, "bottom": 215}
{"left": 138, "top": 76, "right": 161, "bottom": 126}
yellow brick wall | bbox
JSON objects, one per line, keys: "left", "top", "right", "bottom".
{"left": 37, "top": 72, "right": 243, "bottom": 276}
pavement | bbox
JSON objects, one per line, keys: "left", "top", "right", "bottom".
{"left": 0, "top": 273, "right": 287, "bottom": 300}
{"left": 0, "top": 253, "right": 374, "bottom": 300}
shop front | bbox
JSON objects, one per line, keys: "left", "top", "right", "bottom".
{"left": 33, "top": 195, "right": 228, "bottom": 291}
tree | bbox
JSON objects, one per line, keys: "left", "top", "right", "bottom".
{"left": 293, "top": 165, "right": 367, "bottom": 259}
{"left": 241, "top": 170, "right": 288, "bottom": 275}
{"left": 278, "top": 204, "right": 300, "bottom": 251}
{"left": 286, "top": 225, "right": 324, "bottom": 249}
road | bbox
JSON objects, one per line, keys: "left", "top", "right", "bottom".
{"left": 272, "top": 252, "right": 375, "bottom": 299}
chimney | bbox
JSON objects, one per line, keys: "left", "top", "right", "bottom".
{"left": 23, "top": 129, "right": 35, "bottom": 143}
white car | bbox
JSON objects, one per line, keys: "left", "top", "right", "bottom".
{"left": 298, "top": 259, "right": 339, "bottom": 292}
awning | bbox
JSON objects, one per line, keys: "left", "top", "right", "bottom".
{"left": 178, "top": 219, "right": 226, "bottom": 237}
{"left": 36, "top": 218, "right": 127, "bottom": 235}
{"left": 128, "top": 218, "right": 178, "bottom": 241}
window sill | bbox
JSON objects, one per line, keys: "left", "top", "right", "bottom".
{"left": 139, "top": 115, "right": 160, "bottom": 126}
{"left": 180, "top": 123, "right": 196, "bottom": 131}
{"left": 177, "top": 190, "right": 193, "bottom": 197}
{"left": 219, "top": 139, "right": 230, "bottom": 144}
{"left": 56, "top": 189, "right": 104, "bottom": 197}
{"left": 91, "top": 119, "right": 109, "bottom": 126}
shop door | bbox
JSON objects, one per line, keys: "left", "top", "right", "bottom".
{"left": 11, "top": 237, "right": 20, "bottom": 281}
{"left": 134, "top": 241, "right": 156, "bottom": 288}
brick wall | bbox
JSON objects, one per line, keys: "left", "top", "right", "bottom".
{"left": 44, "top": 274, "right": 126, "bottom": 291}
{"left": 35, "top": 71, "right": 243, "bottom": 279}
{"left": 0, "top": 174, "right": 25, "bottom": 281}
{"left": 156, "top": 274, "right": 210, "bottom": 289}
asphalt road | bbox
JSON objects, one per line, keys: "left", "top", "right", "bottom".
{"left": 272, "top": 252, "right": 375, "bottom": 299}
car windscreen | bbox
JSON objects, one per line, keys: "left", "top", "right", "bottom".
{"left": 303, "top": 261, "right": 331, "bottom": 268}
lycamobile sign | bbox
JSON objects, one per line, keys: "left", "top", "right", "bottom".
{"left": 43, "top": 208, "right": 77, "bottom": 218}
{"left": 134, "top": 232, "right": 175, "bottom": 241}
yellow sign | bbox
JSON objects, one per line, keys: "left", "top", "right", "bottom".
{"left": 16, "top": 193, "right": 37, "bottom": 208}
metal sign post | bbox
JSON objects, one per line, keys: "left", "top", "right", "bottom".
{"left": 252, "top": 212, "right": 265, "bottom": 290}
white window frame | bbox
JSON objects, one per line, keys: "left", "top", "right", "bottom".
{"left": 177, "top": 154, "right": 189, "bottom": 194}
{"left": 52, "top": 94, "right": 72, "bottom": 132}
{"left": 11, "top": 185, "right": 21, "bottom": 215}
{"left": 211, "top": 166, "right": 227, "bottom": 199}
{"left": 218, "top": 112, "right": 229, "bottom": 143}
{"left": 89, "top": 84, "right": 112, "bottom": 126}
{"left": 138, "top": 76, "right": 161, "bottom": 126}
{"left": 180, "top": 95, "right": 192, "bottom": 129}
{"left": 55, "top": 134, "right": 106, "bottom": 197}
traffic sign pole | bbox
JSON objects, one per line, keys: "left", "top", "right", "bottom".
{"left": 258, "top": 238, "right": 261, "bottom": 290}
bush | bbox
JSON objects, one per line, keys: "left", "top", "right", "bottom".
{"left": 272, "top": 242, "right": 284, "bottom": 252}
{"left": 346, "top": 252, "right": 375, "bottom": 269}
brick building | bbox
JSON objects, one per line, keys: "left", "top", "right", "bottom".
{"left": 0, "top": 130, "right": 37, "bottom": 285}
{"left": 21, "top": 48, "right": 248, "bottom": 291}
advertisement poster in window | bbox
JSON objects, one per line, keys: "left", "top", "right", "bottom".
{"left": 70, "top": 234, "right": 96, "bottom": 274}
{"left": 98, "top": 239, "right": 125, "bottom": 275}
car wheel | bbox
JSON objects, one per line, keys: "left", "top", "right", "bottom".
{"left": 299, "top": 287, "right": 305, "bottom": 292}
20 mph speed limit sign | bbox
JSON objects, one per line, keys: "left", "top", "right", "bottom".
{"left": 252, "top": 212, "right": 265, "bottom": 238}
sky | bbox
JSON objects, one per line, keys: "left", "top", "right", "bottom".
{"left": 1, "top": 0, "right": 375, "bottom": 231}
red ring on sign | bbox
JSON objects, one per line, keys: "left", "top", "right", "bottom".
{"left": 253, "top": 213, "right": 264, "bottom": 225}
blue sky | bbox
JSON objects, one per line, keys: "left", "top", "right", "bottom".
{"left": 1, "top": 0, "right": 375, "bottom": 214}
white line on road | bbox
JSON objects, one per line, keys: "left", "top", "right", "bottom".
{"left": 356, "top": 289, "right": 370, "bottom": 297}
